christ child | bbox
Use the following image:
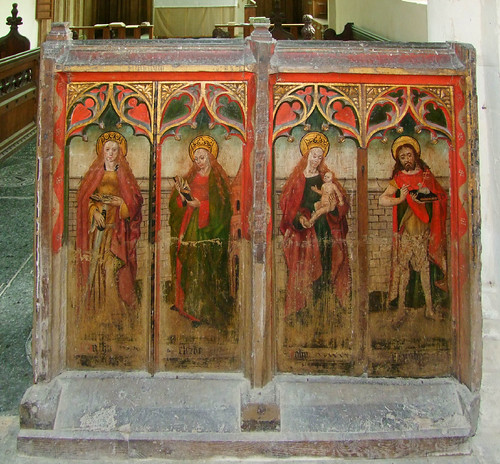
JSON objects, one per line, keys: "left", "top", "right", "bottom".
{"left": 308, "top": 171, "right": 344, "bottom": 226}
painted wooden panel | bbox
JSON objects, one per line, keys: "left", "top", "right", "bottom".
{"left": 37, "top": 33, "right": 476, "bottom": 386}
{"left": 366, "top": 85, "right": 455, "bottom": 377}
{"left": 156, "top": 80, "right": 252, "bottom": 371}
{"left": 65, "top": 82, "right": 153, "bottom": 369}
{"left": 63, "top": 77, "right": 254, "bottom": 372}
{"left": 272, "top": 78, "right": 463, "bottom": 378}
{"left": 272, "top": 83, "right": 358, "bottom": 375}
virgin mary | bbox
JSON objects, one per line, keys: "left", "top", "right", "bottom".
{"left": 279, "top": 132, "right": 351, "bottom": 316}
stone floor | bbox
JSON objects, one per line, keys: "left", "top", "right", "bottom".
{"left": 0, "top": 140, "right": 35, "bottom": 416}
{"left": 0, "top": 139, "right": 499, "bottom": 463}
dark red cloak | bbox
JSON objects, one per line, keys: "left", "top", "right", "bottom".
{"left": 76, "top": 160, "right": 143, "bottom": 307}
{"left": 393, "top": 167, "right": 447, "bottom": 274}
{"left": 279, "top": 173, "right": 351, "bottom": 315}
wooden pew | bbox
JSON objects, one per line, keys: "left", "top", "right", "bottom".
{"left": 214, "top": 19, "right": 387, "bottom": 42}
{"left": 0, "top": 3, "right": 37, "bottom": 160}
{"left": 214, "top": 15, "right": 324, "bottom": 40}
{"left": 323, "top": 22, "right": 389, "bottom": 41}
{"left": 70, "top": 23, "right": 154, "bottom": 40}
{"left": 213, "top": 22, "right": 307, "bottom": 39}
{"left": 0, "top": 3, "right": 30, "bottom": 59}
{"left": 0, "top": 48, "right": 39, "bottom": 161}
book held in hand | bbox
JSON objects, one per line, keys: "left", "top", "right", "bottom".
{"left": 409, "top": 188, "right": 438, "bottom": 202}
{"left": 174, "top": 176, "right": 193, "bottom": 202}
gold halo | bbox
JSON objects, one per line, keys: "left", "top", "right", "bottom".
{"left": 189, "top": 135, "right": 219, "bottom": 161}
{"left": 299, "top": 132, "right": 330, "bottom": 157}
{"left": 391, "top": 135, "right": 420, "bottom": 160}
{"left": 96, "top": 131, "right": 127, "bottom": 157}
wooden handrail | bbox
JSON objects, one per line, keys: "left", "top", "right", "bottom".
{"left": 215, "top": 21, "right": 386, "bottom": 42}
{"left": 0, "top": 48, "right": 39, "bottom": 85}
{"left": 70, "top": 24, "right": 154, "bottom": 40}
{"left": 351, "top": 25, "right": 389, "bottom": 42}
{"left": 214, "top": 19, "right": 325, "bottom": 40}
{"left": 214, "top": 22, "right": 304, "bottom": 39}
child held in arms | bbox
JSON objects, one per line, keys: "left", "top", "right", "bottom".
{"left": 305, "top": 170, "right": 344, "bottom": 228}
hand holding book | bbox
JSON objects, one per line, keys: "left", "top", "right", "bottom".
{"left": 174, "top": 176, "right": 193, "bottom": 202}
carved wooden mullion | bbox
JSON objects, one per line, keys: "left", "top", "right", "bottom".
{"left": 408, "top": 85, "right": 454, "bottom": 140}
{"left": 365, "top": 85, "right": 410, "bottom": 143}
{"left": 200, "top": 82, "right": 247, "bottom": 139}
{"left": 65, "top": 83, "right": 111, "bottom": 140}
{"left": 219, "top": 82, "right": 247, "bottom": 112}
{"left": 358, "top": 84, "right": 368, "bottom": 148}
{"left": 110, "top": 82, "right": 155, "bottom": 143}
{"left": 158, "top": 82, "right": 204, "bottom": 140}
{"left": 273, "top": 83, "right": 361, "bottom": 144}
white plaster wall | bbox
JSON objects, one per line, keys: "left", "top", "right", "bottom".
{"left": 333, "top": 0, "right": 427, "bottom": 41}
{"left": 428, "top": 0, "right": 500, "bottom": 321}
{"left": 428, "top": 0, "right": 500, "bottom": 460}
{"left": 0, "top": 1, "right": 38, "bottom": 48}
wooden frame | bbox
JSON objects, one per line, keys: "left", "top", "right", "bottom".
{"left": 20, "top": 21, "right": 481, "bottom": 459}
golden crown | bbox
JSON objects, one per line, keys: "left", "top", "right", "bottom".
{"left": 95, "top": 131, "right": 127, "bottom": 157}
{"left": 299, "top": 132, "right": 330, "bottom": 157}
{"left": 189, "top": 135, "right": 219, "bottom": 160}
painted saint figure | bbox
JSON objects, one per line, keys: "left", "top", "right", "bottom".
{"left": 379, "top": 135, "right": 448, "bottom": 319}
{"left": 308, "top": 170, "right": 345, "bottom": 227}
{"left": 169, "top": 135, "right": 233, "bottom": 330}
{"left": 279, "top": 132, "right": 351, "bottom": 317}
{"left": 76, "top": 131, "right": 143, "bottom": 317}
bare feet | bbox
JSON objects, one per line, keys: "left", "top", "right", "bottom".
{"left": 392, "top": 309, "right": 409, "bottom": 329}
{"left": 425, "top": 306, "right": 444, "bottom": 320}
{"left": 425, "top": 307, "right": 438, "bottom": 320}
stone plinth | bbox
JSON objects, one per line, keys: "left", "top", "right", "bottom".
{"left": 18, "top": 372, "right": 476, "bottom": 460}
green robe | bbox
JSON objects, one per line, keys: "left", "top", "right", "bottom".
{"left": 169, "top": 170, "right": 233, "bottom": 330}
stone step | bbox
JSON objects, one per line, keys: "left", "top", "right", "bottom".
{"left": 17, "top": 372, "right": 476, "bottom": 460}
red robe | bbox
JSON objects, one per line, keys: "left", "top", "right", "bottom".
{"left": 76, "top": 163, "right": 143, "bottom": 308}
{"left": 393, "top": 167, "right": 447, "bottom": 275}
{"left": 279, "top": 173, "right": 351, "bottom": 315}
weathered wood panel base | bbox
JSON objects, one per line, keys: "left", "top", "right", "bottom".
{"left": 17, "top": 431, "right": 471, "bottom": 460}
{"left": 17, "top": 372, "right": 476, "bottom": 460}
